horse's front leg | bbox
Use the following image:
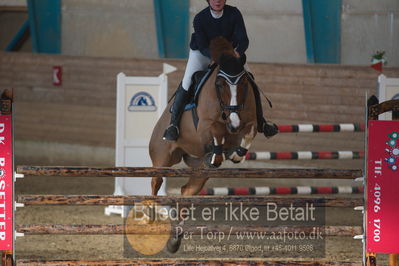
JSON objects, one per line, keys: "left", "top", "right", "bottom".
{"left": 210, "top": 135, "right": 226, "bottom": 167}
{"left": 230, "top": 125, "right": 256, "bottom": 163}
{"left": 205, "top": 123, "right": 227, "bottom": 168}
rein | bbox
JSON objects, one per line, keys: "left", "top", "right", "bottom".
{"left": 215, "top": 69, "right": 248, "bottom": 119}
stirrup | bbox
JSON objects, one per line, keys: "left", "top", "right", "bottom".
{"left": 263, "top": 121, "right": 278, "bottom": 138}
{"left": 163, "top": 125, "right": 179, "bottom": 141}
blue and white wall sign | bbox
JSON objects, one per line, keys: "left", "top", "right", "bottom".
{"left": 128, "top": 91, "right": 157, "bottom": 112}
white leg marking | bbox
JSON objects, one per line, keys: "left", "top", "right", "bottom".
{"left": 211, "top": 137, "right": 225, "bottom": 165}
{"left": 241, "top": 126, "right": 255, "bottom": 149}
{"left": 213, "top": 137, "right": 225, "bottom": 146}
{"left": 230, "top": 126, "right": 255, "bottom": 162}
{"left": 211, "top": 153, "right": 216, "bottom": 164}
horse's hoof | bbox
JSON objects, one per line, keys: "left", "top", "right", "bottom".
{"left": 204, "top": 153, "right": 223, "bottom": 168}
{"left": 227, "top": 151, "right": 245, "bottom": 164}
{"left": 231, "top": 159, "right": 242, "bottom": 164}
{"left": 166, "top": 235, "right": 182, "bottom": 253}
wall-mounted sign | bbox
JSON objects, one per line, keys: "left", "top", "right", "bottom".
{"left": 128, "top": 91, "right": 157, "bottom": 112}
{"left": 53, "top": 66, "right": 62, "bottom": 86}
{"left": 367, "top": 121, "right": 399, "bottom": 253}
{"left": 0, "top": 115, "right": 13, "bottom": 251}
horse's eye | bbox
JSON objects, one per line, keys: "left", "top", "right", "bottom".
{"left": 215, "top": 79, "right": 224, "bottom": 89}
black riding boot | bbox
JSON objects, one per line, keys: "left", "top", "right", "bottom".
{"left": 247, "top": 73, "right": 278, "bottom": 138}
{"left": 163, "top": 85, "right": 190, "bottom": 141}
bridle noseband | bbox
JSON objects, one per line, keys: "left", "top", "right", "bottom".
{"left": 215, "top": 69, "right": 248, "bottom": 120}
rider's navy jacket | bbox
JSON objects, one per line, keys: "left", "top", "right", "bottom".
{"left": 190, "top": 5, "right": 249, "bottom": 59}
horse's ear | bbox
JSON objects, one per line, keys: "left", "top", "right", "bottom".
{"left": 240, "top": 54, "right": 247, "bottom": 66}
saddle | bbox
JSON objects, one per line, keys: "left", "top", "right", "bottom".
{"left": 185, "top": 63, "right": 218, "bottom": 111}
{"left": 169, "top": 63, "right": 217, "bottom": 129}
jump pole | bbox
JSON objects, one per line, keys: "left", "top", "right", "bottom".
{"left": 277, "top": 123, "right": 365, "bottom": 133}
{"left": 17, "top": 195, "right": 363, "bottom": 207}
{"left": 16, "top": 224, "right": 362, "bottom": 236}
{"left": 16, "top": 259, "right": 362, "bottom": 266}
{"left": 16, "top": 166, "right": 362, "bottom": 179}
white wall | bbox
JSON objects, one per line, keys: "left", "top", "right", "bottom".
{"left": 61, "top": 0, "right": 158, "bottom": 59}
{"left": 57, "top": 0, "right": 399, "bottom": 66}
{"left": 341, "top": 0, "right": 399, "bottom": 66}
{"left": 0, "top": 0, "right": 26, "bottom": 5}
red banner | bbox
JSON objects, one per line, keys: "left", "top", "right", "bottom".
{"left": 367, "top": 121, "right": 399, "bottom": 253}
{"left": 0, "top": 114, "right": 13, "bottom": 250}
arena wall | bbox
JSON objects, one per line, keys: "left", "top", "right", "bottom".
{"left": 1, "top": 51, "right": 399, "bottom": 167}
{"left": 1, "top": 1, "right": 398, "bottom": 65}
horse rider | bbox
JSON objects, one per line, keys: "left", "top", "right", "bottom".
{"left": 163, "top": 0, "right": 278, "bottom": 141}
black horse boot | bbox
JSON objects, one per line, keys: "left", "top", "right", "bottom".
{"left": 163, "top": 85, "right": 190, "bottom": 141}
{"left": 247, "top": 73, "right": 278, "bottom": 138}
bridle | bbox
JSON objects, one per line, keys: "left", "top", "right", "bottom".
{"left": 215, "top": 69, "right": 248, "bottom": 120}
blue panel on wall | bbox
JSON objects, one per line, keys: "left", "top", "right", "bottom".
{"left": 5, "top": 19, "right": 30, "bottom": 51}
{"left": 154, "top": 0, "right": 189, "bottom": 58}
{"left": 302, "top": 0, "right": 341, "bottom": 64}
{"left": 27, "top": 0, "right": 61, "bottom": 54}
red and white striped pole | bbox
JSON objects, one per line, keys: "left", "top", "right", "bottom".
{"left": 245, "top": 151, "right": 364, "bottom": 160}
{"left": 277, "top": 123, "right": 365, "bottom": 133}
{"left": 179, "top": 186, "right": 364, "bottom": 196}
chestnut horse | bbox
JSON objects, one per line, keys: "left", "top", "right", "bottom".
{"left": 148, "top": 37, "right": 258, "bottom": 252}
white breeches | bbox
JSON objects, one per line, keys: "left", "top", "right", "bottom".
{"left": 182, "top": 49, "right": 211, "bottom": 91}
{"left": 182, "top": 49, "right": 251, "bottom": 91}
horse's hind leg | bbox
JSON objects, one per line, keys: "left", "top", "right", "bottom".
{"left": 166, "top": 175, "right": 209, "bottom": 253}
{"left": 181, "top": 176, "right": 209, "bottom": 196}
{"left": 151, "top": 149, "right": 183, "bottom": 196}
{"left": 151, "top": 177, "right": 163, "bottom": 196}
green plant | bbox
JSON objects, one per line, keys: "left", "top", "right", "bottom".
{"left": 372, "top": 50, "right": 385, "bottom": 60}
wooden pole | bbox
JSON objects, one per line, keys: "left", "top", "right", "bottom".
{"left": 16, "top": 224, "right": 362, "bottom": 236}
{"left": 0, "top": 89, "right": 13, "bottom": 115}
{"left": 16, "top": 166, "right": 362, "bottom": 179}
{"left": 368, "top": 99, "right": 399, "bottom": 120}
{"left": 17, "top": 195, "right": 363, "bottom": 207}
{"left": 1, "top": 251, "right": 13, "bottom": 266}
{"left": 389, "top": 254, "right": 398, "bottom": 266}
{"left": 16, "top": 259, "right": 362, "bottom": 266}
{"left": 366, "top": 252, "right": 377, "bottom": 266}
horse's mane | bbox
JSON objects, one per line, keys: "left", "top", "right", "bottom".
{"left": 210, "top": 37, "right": 244, "bottom": 75}
{"left": 209, "top": 37, "right": 236, "bottom": 63}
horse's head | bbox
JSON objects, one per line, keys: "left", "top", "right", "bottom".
{"left": 210, "top": 38, "right": 248, "bottom": 133}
